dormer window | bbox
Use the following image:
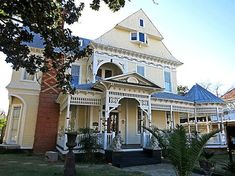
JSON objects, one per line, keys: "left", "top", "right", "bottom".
{"left": 140, "top": 19, "right": 144, "bottom": 27}
{"left": 130, "top": 32, "right": 148, "bottom": 45}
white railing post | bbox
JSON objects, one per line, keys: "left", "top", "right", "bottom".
{"left": 143, "top": 131, "right": 146, "bottom": 148}
{"left": 112, "top": 131, "right": 115, "bottom": 139}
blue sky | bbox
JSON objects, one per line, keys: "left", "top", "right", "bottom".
{"left": 0, "top": 0, "right": 235, "bottom": 112}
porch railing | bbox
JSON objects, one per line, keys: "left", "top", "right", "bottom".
{"left": 56, "top": 132, "right": 114, "bottom": 151}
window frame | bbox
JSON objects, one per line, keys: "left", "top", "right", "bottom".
{"left": 21, "top": 68, "right": 36, "bottom": 82}
{"left": 164, "top": 69, "right": 172, "bottom": 92}
{"left": 130, "top": 32, "right": 148, "bottom": 44}
{"left": 139, "top": 19, "right": 144, "bottom": 27}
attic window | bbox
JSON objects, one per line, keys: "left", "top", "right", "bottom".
{"left": 130, "top": 32, "right": 148, "bottom": 44}
{"left": 140, "top": 19, "right": 144, "bottom": 27}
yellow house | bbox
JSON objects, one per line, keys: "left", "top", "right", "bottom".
{"left": 4, "top": 9, "right": 225, "bottom": 154}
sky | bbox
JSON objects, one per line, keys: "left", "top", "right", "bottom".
{"left": 0, "top": 0, "right": 235, "bottom": 112}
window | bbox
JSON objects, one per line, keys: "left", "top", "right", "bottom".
{"left": 137, "top": 65, "right": 145, "bottom": 76}
{"left": 23, "top": 69, "right": 35, "bottom": 81}
{"left": 140, "top": 19, "right": 144, "bottom": 27}
{"left": 71, "top": 65, "right": 80, "bottom": 88}
{"left": 130, "top": 32, "right": 147, "bottom": 44}
{"left": 131, "top": 32, "right": 137, "bottom": 41}
{"left": 164, "top": 71, "right": 172, "bottom": 92}
{"left": 105, "top": 70, "right": 112, "bottom": 78}
{"left": 139, "top": 32, "right": 145, "bottom": 42}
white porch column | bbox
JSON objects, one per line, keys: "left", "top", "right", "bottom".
{"left": 194, "top": 107, "right": 198, "bottom": 133}
{"left": 64, "top": 94, "right": 71, "bottom": 150}
{"left": 148, "top": 95, "right": 152, "bottom": 128}
{"left": 98, "top": 105, "right": 102, "bottom": 133}
{"left": 125, "top": 99, "right": 128, "bottom": 144}
{"left": 187, "top": 113, "right": 191, "bottom": 137}
{"left": 103, "top": 90, "right": 109, "bottom": 150}
{"left": 170, "top": 105, "right": 174, "bottom": 129}
{"left": 216, "top": 107, "right": 222, "bottom": 144}
{"left": 89, "top": 106, "right": 93, "bottom": 128}
{"left": 206, "top": 115, "right": 210, "bottom": 133}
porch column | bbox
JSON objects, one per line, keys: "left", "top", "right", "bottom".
{"left": 216, "top": 107, "right": 222, "bottom": 144}
{"left": 125, "top": 99, "right": 128, "bottom": 144}
{"left": 89, "top": 106, "right": 93, "bottom": 129}
{"left": 187, "top": 113, "right": 191, "bottom": 137}
{"left": 170, "top": 105, "right": 174, "bottom": 129}
{"left": 194, "top": 106, "right": 198, "bottom": 133}
{"left": 98, "top": 105, "right": 102, "bottom": 133}
{"left": 103, "top": 91, "right": 109, "bottom": 150}
{"left": 148, "top": 95, "right": 152, "bottom": 128}
{"left": 206, "top": 115, "right": 210, "bottom": 133}
{"left": 64, "top": 94, "right": 71, "bottom": 150}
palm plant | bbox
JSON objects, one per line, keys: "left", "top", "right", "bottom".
{"left": 144, "top": 125, "right": 219, "bottom": 176}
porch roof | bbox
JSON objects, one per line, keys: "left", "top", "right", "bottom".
{"left": 184, "top": 84, "right": 224, "bottom": 104}
{"left": 152, "top": 92, "right": 191, "bottom": 102}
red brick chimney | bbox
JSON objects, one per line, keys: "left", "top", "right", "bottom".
{"left": 33, "top": 67, "right": 60, "bottom": 153}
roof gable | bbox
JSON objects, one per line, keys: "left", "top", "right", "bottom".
{"left": 116, "top": 9, "right": 163, "bottom": 40}
{"left": 103, "top": 72, "right": 162, "bottom": 89}
{"left": 221, "top": 88, "right": 235, "bottom": 101}
{"left": 184, "top": 84, "right": 224, "bottom": 104}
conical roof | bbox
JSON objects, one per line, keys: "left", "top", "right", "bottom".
{"left": 184, "top": 84, "right": 224, "bottom": 104}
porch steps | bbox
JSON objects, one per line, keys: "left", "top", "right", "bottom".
{"left": 105, "top": 148, "right": 161, "bottom": 168}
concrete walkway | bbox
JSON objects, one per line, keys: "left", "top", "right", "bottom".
{"left": 122, "top": 163, "right": 202, "bottom": 176}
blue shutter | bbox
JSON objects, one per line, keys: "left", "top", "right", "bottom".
{"left": 71, "top": 65, "right": 80, "bottom": 88}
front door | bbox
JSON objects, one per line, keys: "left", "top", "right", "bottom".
{"left": 107, "top": 112, "right": 119, "bottom": 134}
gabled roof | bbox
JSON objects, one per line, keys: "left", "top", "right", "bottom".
{"left": 102, "top": 72, "right": 162, "bottom": 89}
{"left": 116, "top": 9, "right": 163, "bottom": 40}
{"left": 184, "top": 84, "right": 224, "bottom": 104}
{"left": 221, "top": 88, "right": 235, "bottom": 101}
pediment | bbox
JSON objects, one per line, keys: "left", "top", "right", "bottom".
{"left": 104, "top": 72, "right": 162, "bottom": 89}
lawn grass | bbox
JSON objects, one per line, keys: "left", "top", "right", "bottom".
{"left": 0, "top": 153, "right": 146, "bottom": 176}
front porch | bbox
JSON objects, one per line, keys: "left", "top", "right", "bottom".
{"left": 56, "top": 130, "right": 152, "bottom": 155}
